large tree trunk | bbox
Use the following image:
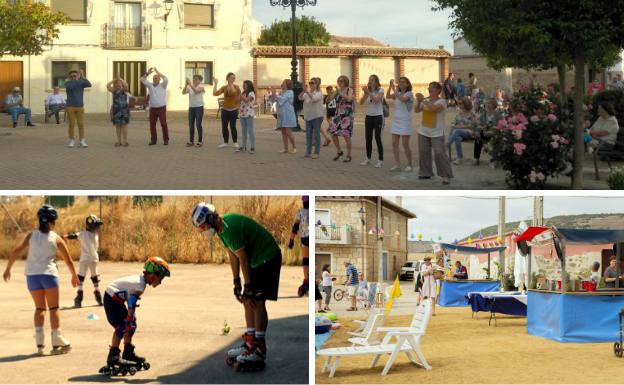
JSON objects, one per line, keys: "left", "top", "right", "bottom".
{"left": 557, "top": 65, "right": 566, "bottom": 106}
{"left": 572, "top": 54, "right": 586, "bottom": 189}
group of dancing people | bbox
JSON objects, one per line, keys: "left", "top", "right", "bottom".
{"left": 270, "top": 74, "right": 454, "bottom": 184}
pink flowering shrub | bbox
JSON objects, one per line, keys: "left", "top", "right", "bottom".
{"left": 489, "top": 86, "right": 571, "bottom": 189}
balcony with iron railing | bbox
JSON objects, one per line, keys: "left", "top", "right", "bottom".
{"left": 101, "top": 24, "right": 152, "bottom": 50}
{"left": 316, "top": 224, "right": 352, "bottom": 245}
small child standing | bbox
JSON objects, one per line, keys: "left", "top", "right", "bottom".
{"left": 67, "top": 214, "right": 104, "bottom": 307}
{"left": 102, "top": 257, "right": 171, "bottom": 370}
{"left": 289, "top": 196, "right": 309, "bottom": 296}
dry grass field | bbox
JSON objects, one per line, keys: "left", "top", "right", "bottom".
{"left": 0, "top": 195, "right": 303, "bottom": 265}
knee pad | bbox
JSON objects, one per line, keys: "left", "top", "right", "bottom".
{"left": 90, "top": 275, "right": 100, "bottom": 284}
{"left": 36, "top": 307, "right": 46, "bottom": 312}
{"left": 48, "top": 306, "right": 59, "bottom": 311}
{"left": 115, "top": 324, "right": 126, "bottom": 339}
{"left": 78, "top": 275, "right": 85, "bottom": 282}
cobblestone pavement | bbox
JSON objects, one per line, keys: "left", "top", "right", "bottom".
{"left": 0, "top": 109, "right": 611, "bottom": 190}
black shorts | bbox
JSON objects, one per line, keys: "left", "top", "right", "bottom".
{"left": 250, "top": 251, "right": 282, "bottom": 301}
{"left": 302, "top": 256, "right": 309, "bottom": 266}
{"left": 104, "top": 292, "right": 128, "bottom": 329}
{"left": 326, "top": 109, "right": 336, "bottom": 119}
{"left": 315, "top": 283, "right": 322, "bottom": 300}
{"left": 302, "top": 237, "right": 309, "bottom": 247}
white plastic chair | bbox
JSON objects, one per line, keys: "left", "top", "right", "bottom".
{"left": 317, "top": 299, "right": 433, "bottom": 377}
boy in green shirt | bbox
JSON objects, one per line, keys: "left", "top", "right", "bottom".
{"left": 191, "top": 202, "right": 282, "bottom": 371}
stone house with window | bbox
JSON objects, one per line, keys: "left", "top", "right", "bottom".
{"left": 315, "top": 196, "right": 416, "bottom": 283}
{"left": 0, "top": 0, "right": 254, "bottom": 113}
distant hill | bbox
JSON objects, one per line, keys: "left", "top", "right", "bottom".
{"left": 462, "top": 213, "right": 624, "bottom": 240}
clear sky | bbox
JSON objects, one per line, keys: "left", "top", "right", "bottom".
{"left": 252, "top": 0, "right": 455, "bottom": 51}
{"left": 382, "top": 196, "right": 624, "bottom": 243}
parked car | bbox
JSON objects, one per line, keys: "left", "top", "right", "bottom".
{"left": 399, "top": 261, "right": 422, "bottom": 281}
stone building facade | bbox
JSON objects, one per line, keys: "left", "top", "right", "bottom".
{"left": 315, "top": 197, "right": 416, "bottom": 283}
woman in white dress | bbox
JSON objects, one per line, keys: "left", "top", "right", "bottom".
{"left": 386, "top": 77, "right": 415, "bottom": 172}
{"left": 420, "top": 256, "right": 438, "bottom": 315}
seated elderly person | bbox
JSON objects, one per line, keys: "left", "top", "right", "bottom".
{"left": 588, "top": 101, "right": 619, "bottom": 152}
{"left": 453, "top": 260, "right": 468, "bottom": 279}
{"left": 45, "top": 86, "right": 66, "bottom": 124}
{"left": 5, "top": 87, "right": 34, "bottom": 128}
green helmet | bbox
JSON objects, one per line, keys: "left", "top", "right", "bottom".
{"left": 143, "top": 256, "right": 171, "bottom": 278}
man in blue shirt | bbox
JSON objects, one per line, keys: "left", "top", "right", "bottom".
{"left": 64, "top": 69, "right": 92, "bottom": 148}
{"left": 344, "top": 261, "right": 359, "bottom": 311}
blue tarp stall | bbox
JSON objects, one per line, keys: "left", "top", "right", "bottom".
{"left": 437, "top": 243, "right": 505, "bottom": 307}
{"left": 521, "top": 227, "right": 624, "bottom": 343}
{"left": 528, "top": 291, "right": 624, "bottom": 342}
{"left": 438, "top": 280, "right": 500, "bottom": 307}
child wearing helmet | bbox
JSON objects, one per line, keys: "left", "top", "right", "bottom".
{"left": 289, "top": 196, "right": 309, "bottom": 297}
{"left": 102, "top": 256, "right": 170, "bottom": 370}
{"left": 3, "top": 204, "right": 79, "bottom": 355}
{"left": 66, "top": 214, "right": 104, "bottom": 308}
{"left": 191, "top": 202, "right": 282, "bottom": 370}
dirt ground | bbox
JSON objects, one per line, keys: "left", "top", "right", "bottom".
{"left": 316, "top": 305, "right": 624, "bottom": 384}
{"left": 0, "top": 261, "right": 308, "bottom": 384}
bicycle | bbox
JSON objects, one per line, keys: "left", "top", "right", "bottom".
{"left": 333, "top": 283, "right": 347, "bottom": 302}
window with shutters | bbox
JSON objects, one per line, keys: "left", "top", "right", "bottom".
{"left": 184, "top": 3, "right": 214, "bottom": 28}
{"left": 185, "top": 61, "right": 214, "bottom": 85}
{"left": 51, "top": 61, "right": 86, "bottom": 88}
{"left": 50, "top": 0, "right": 87, "bottom": 23}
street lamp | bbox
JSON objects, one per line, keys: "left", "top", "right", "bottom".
{"left": 358, "top": 207, "right": 365, "bottom": 225}
{"left": 269, "top": 0, "right": 318, "bottom": 118}
{"left": 163, "top": 0, "right": 174, "bottom": 23}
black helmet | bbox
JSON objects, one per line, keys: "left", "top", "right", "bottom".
{"left": 37, "top": 204, "right": 58, "bottom": 224}
{"left": 86, "top": 214, "right": 103, "bottom": 231}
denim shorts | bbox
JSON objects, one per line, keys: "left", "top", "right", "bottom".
{"left": 26, "top": 274, "right": 59, "bottom": 291}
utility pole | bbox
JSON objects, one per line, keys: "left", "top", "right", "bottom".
{"left": 498, "top": 196, "right": 506, "bottom": 273}
{"left": 533, "top": 197, "right": 544, "bottom": 226}
{"left": 377, "top": 196, "right": 383, "bottom": 285}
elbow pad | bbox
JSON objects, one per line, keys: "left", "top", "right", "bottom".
{"left": 291, "top": 222, "right": 300, "bottom": 235}
{"left": 127, "top": 294, "right": 139, "bottom": 309}
{"left": 67, "top": 232, "right": 78, "bottom": 240}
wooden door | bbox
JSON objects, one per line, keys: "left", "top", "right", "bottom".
{"left": 0, "top": 62, "right": 23, "bottom": 112}
{"left": 113, "top": 61, "right": 147, "bottom": 107}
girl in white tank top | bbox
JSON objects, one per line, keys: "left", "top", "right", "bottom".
{"left": 3, "top": 205, "right": 79, "bottom": 355}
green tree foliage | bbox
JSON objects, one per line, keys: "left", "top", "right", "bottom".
{"left": 432, "top": 0, "right": 624, "bottom": 189}
{"left": 0, "top": 0, "right": 68, "bottom": 57}
{"left": 257, "top": 16, "right": 330, "bottom": 46}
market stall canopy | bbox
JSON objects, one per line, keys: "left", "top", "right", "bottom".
{"left": 516, "top": 226, "right": 624, "bottom": 244}
{"left": 515, "top": 226, "right": 550, "bottom": 242}
{"left": 556, "top": 228, "right": 624, "bottom": 244}
{"left": 440, "top": 243, "right": 506, "bottom": 254}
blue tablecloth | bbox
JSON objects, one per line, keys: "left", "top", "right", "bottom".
{"left": 491, "top": 296, "right": 527, "bottom": 316}
{"left": 467, "top": 293, "right": 527, "bottom": 316}
{"left": 527, "top": 291, "right": 624, "bottom": 343}
{"left": 467, "top": 293, "right": 492, "bottom": 313}
{"left": 438, "top": 280, "right": 500, "bottom": 307}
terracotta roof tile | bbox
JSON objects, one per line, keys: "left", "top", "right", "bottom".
{"left": 329, "top": 35, "right": 389, "bottom": 47}
{"left": 251, "top": 46, "right": 451, "bottom": 58}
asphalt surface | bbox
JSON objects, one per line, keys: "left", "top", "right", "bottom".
{"left": 0, "top": 261, "right": 308, "bottom": 384}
